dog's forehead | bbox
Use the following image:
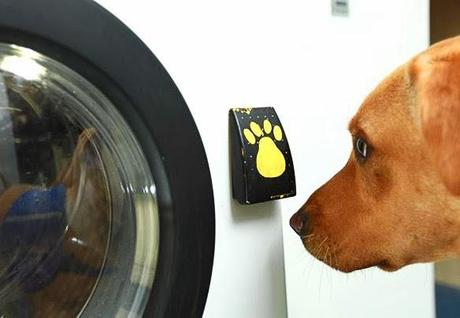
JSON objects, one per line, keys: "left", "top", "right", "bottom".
{"left": 349, "top": 65, "right": 414, "bottom": 138}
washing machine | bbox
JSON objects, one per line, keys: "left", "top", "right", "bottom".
{"left": 0, "top": 0, "right": 215, "bottom": 316}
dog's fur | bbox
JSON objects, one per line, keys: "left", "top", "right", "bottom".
{"left": 290, "top": 36, "right": 460, "bottom": 273}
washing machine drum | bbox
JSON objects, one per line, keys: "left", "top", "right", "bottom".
{"left": 0, "top": 1, "right": 215, "bottom": 317}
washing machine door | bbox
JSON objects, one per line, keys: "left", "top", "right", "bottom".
{"left": 0, "top": 0, "right": 215, "bottom": 317}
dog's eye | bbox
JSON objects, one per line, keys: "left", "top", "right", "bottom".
{"left": 355, "top": 137, "right": 368, "bottom": 160}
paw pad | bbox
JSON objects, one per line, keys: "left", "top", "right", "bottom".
{"left": 243, "top": 119, "right": 286, "bottom": 178}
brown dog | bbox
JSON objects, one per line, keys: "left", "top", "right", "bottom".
{"left": 290, "top": 36, "right": 460, "bottom": 273}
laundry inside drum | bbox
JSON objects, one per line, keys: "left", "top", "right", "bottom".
{"left": 0, "top": 44, "right": 159, "bottom": 317}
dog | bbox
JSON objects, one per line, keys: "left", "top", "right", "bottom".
{"left": 0, "top": 128, "right": 110, "bottom": 317}
{"left": 290, "top": 36, "right": 460, "bottom": 273}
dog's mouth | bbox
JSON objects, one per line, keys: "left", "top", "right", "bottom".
{"left": 301, "top": 234, "right": 344, "bottom": 271}
{"left": 302, "top": 235, "right": 401, "bottom": 273}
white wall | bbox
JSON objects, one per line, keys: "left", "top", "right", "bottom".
{"left": 96, "top": 1, "right": 432, "bottom": 317}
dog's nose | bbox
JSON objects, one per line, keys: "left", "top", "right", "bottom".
{"left": 290, "top": 212, "right": 309, "bottom": 236}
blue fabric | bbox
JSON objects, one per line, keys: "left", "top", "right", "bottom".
{"left": 0, "top": 185, "right": 67, "bottom": 293}
{"left": 3, "top": 185, "right": 66, "bottom": 246}
{"left": 10, "top": 185, "right": 66, "bottom": 214}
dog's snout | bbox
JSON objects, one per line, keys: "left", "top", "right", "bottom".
{"left": 290, "top": 211, "right": 309, "bottom": 236}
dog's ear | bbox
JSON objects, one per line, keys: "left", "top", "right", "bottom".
{"left": 412, "top": 46, "right": 460, "bottom": 195}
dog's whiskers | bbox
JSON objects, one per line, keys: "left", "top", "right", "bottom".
{"left": 301, "top": 233, "right": 315, "bottom": 240}
{"left": 333, "top": 246, "right": 339, "bottom": 270}
{"left": 323, "top": 246, "right": 330, "bottom": 264}
{"left": 315, "top": 236, "right": 329, "bottom": 259}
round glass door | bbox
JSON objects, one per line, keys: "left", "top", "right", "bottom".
{"left": 0, "top": 43, "right": 159, "bottom": 317}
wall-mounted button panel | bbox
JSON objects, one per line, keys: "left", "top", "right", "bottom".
{"left": 229, "top": 107, "right": 296, "bottom": 204}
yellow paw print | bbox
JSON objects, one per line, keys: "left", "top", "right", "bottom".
{"left": 243, "top": 119, "right": 286, "bottom": 178}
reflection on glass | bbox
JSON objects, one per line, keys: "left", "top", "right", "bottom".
{"left": 0, "top": 44, "right": 158, "bottom": 317}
